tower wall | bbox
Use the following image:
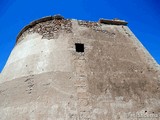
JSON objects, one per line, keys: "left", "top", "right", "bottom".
{"left": 0, "top": 16, "right": 160, "bottom": 120}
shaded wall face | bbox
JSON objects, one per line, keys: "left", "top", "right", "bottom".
{"left": 0, "top": 19, "right": 160, "bottom": 120}
{"left": 71, "top": 21, "right": 160, "bottom": 118}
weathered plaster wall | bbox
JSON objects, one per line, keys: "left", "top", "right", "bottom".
{"left": 1, "top": 32, "right": 72, "bottom": 81}
{"left": 0, "top": 17, "right": 160, "bottom": 120}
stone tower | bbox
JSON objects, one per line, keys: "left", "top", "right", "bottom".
{"left": 0, "top": 15, "right": 160, "bottom": 120}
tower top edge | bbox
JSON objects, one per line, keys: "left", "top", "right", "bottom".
{"left": 16, "top": 14, "right": 128, "bottom": 43}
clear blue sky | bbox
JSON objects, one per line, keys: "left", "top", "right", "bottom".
{"left": 0, "top": 0, "right": 160, "bottom": 72}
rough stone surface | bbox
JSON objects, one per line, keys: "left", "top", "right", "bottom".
{"left": 17, "top": 19, "right": 72, "bottom": 43}
{"left": 0, "top": 17, "right": 160, "bottom": 120}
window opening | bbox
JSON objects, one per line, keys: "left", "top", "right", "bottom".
{"left": 75, "top": 43, "right": 84, "bottom": 52}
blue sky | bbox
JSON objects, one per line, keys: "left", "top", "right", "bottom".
{"left": 0, "top": 0, "right": 160, "bottom": 72}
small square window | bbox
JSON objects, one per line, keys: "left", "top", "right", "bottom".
{"left": 75, "top": 43, "right": 84, "bottom": 52}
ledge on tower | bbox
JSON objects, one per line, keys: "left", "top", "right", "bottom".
{"left": 99, "top": 18, "right": 128, "bottom": 25}
{"left": 29, "top": 14, "right": 64, "bottom": 26}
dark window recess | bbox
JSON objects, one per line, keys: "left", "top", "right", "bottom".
{"left": 75, "top": 43, "right": 84, "bottom": 52}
